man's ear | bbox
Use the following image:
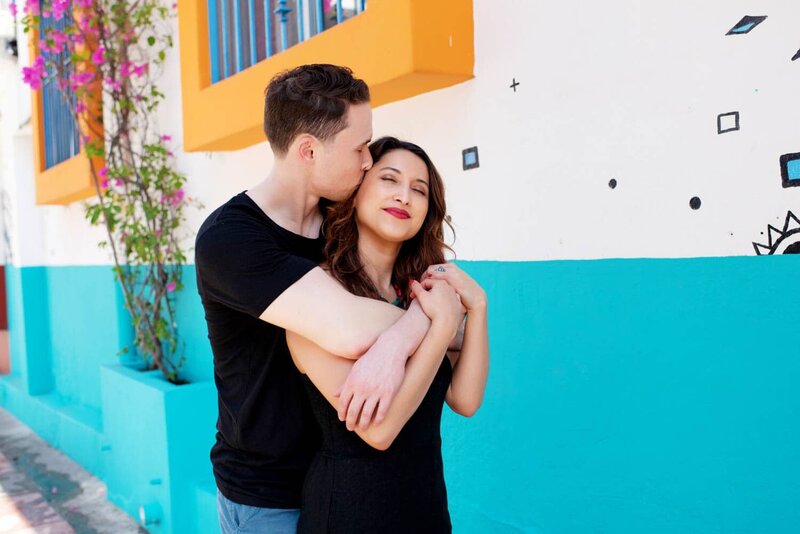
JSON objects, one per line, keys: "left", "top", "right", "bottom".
{"left": 296, "top": 134, "right": 316, "bottom": 162}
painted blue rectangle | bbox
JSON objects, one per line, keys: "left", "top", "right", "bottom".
{"left": 220, "top": 0, "right": 230, "bottom": 79}
{"left": 40, "top": 11, "right": 79, "bottom": 168}
{"left": 247, "top": 0, "right": 257, "bottom": 65}
{"left": 787, "top": 159, "right": 800, "bottom": 180}
{"left": 732, "top": 22, "right": 755, "bottom": 33}
{"left": 264, "top": 0, "right": 273, "bottom": 57}
{"left": 464, "top": 151, "right": 477, "bottom": 166}
{"left": 315, "top": 0, "right": 324, "bottom": 34}
{"left": 233, "top": 0, "right": 243, "bottom": 72}
{"left": 296, "top": 0, "right": 305, "bottom": 42}
{"left": 207, "top": 0, "right": 220, "bottom": 82}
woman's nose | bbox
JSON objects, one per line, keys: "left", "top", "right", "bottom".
{"left": 395, "top": 187, "right": 411, "bottom": 205}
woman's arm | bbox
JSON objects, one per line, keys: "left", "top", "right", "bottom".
{"left": 287, "top": 280, "right": 463, "bottom": 451}
{"left": 423, "top": 263, "right": 490, "bottom": 417}
{"left": 445, "top": 304, "right": 489, "bottom": 416}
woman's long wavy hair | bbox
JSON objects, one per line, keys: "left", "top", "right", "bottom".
{"left": 323, "top": 137, "right": 454, "bottom": 307}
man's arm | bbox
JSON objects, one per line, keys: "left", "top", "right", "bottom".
{"left": 288, "top": 304, "right": 458, "bottom": 450}
{"left": 260, "top": 267, "right": 424, "bottom": 359}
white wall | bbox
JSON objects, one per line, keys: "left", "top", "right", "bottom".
{"left": 5, "top": 0, "right": 800, "bottom": 266}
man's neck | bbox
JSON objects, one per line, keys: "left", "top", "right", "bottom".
{"left": 246, "top": 161, "right": 323, "bottom": 238}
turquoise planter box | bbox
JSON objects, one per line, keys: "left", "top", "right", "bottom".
{"left": 101, "top": 365, "right": 217, "bottom": 533}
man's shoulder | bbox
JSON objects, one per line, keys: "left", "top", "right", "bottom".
{"left": 196, "top": 193, "right": 269, "bottom": 243}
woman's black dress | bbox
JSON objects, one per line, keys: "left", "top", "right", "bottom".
{"left": 297, "top": 357, "right": 453, "bottom": 533}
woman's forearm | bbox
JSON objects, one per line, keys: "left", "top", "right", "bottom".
{"left": 357, "top": 318, "right": 456, "bottom": 450}
{"left": 446, "top": 305, "right": 489, "bottom": 417}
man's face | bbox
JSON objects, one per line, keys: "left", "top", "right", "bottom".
{"left": 313, "top": 103, "right": 374, "bottom": 201}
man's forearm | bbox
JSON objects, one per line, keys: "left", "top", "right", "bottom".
{"left": 365, "top": 299, "right": 431, "bottom": 362}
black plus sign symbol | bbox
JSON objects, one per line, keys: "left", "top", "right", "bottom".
{"left": 510, "top": 78, "right": 520, "bottom": 92}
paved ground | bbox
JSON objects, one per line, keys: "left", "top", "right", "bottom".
{"left": 0, "top": 408, "right": 146, "bottom": 534}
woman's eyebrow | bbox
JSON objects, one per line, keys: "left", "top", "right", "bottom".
{"left": 379, "top": 166, "right": 402, "bottom": 174}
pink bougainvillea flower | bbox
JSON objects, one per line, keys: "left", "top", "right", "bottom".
{"left": 113, "top": 178, "right": 124, "bottom": 187}
{"left": 170, "top": 189, "right": 185, "bottom": 207}
{"left": 51, "top": 0, "right": 68, "bottom": 20}
{"left": 22, "top": 55, "right": 46, "bottom": 90}
{"left": 103, "top": 77, "right": 122, "bottom": 91}
{"left": 76, "top": 0, "right": 92, "bottom": 8}
{"left": 119, "top": 61, "right": 132, "bottom": 78}
{"left": 22, "top": 68, "right": 43, "bottom": 89}
{"left": 91, "top": 46, "right": 105, "bottom": 65}
{"left": 9, "top": 2, "right": 17, "bottom": 17}
{"left": 43, "top": 29, "right": 69, "bottom": 53}
{"left": 100, "top": 177, "right": 109, "bottom": 188}
{"left": 69, "top": 71, "right": 94, "bottom": 91}
{"left": 166, "top": 281, "right": 177, "bottom": 293}
{"left": 160, "top": 134, "right": 171, "bottom": 142}
{"left": 75, "top": 101, "right": 87, "bottom": 114}
{"left": 23, "top": 0, "right": 39, "bottom": 16}
{"left": 133, "top": 63, "right": 148, "bottom": 77}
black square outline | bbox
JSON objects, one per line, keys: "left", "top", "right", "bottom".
{"left": 726, "top": 15, "right": 767, "bottom": 35}
{"left": 717, "top": 111, "right": 740, "bottom": 134}
{"left": 462, "top": 146, "right": 479, "bottom": 170}
{"left": 780, "top": 152, "right": 800, "bottom": 188}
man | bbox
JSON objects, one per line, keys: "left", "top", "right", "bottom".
{"left": 195, "top": 64, "right": 463, "bottom": 533}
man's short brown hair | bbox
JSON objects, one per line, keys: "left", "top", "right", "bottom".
{"left": 263, "top": 64, "right": 370, "bottom": 155}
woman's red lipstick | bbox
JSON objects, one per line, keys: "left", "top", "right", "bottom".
{"left": 384, "top": 208, "right": 410, "bottom": 219}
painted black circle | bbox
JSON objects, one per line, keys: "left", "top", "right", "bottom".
{"left": 608, "top": 179, "right": 617, "bottom": 189}
{"left": 784, "top": 242, "right": 800, "bottom": 254}
{"left": 690, "top": 197, "right": 701, "bottom": 210}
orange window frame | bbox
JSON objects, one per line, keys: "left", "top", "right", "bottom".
{"left": 31, "top": 21, "right": 104, "bottom": 206}
{"left": 177, "top": 0, "right": 474, "bottom": 152}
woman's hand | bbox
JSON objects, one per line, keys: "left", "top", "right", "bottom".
{"left": 422, "top": 262, "right": 487, "bottom": 313}
{"left": 410, "top": 279, "right": 464, "bottom": 339}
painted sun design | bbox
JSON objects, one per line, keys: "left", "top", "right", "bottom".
{"left": 753, "top": 211, "right": 800, "bottom": 255}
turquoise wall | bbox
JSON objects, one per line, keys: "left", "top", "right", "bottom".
{"left": 2, "top": 256, "right": 799, "bottom": 533}
{"left": 444, "top": 257, "right": 800, "bottom": 533}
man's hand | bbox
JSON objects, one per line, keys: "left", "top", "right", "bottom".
{"left": 335, "top": 338, "right": 407, "bottom": 431}
{"left": 335, "top": 280, "right": 464, "bottom": 431}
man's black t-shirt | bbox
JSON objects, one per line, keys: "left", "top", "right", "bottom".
{"left": 195, "top": 192, "right": 323, "bottom": 508}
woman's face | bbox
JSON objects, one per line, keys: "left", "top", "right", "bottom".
{"left": 353, "top": 149, "right": 430, "bottom": 244}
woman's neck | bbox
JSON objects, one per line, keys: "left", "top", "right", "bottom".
{"left": 357, "top": 228, "right": 401, "bottom": 300}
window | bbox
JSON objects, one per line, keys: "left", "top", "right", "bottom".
{"left": 32, "top": 9, "right": 103, "bottom": 205}
{"left": 177, "top": 0, "right": 474, "bottom": 152}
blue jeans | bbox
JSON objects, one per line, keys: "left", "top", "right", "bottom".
{"left": 217, "top": 489, "right": 300, "bottom": 534}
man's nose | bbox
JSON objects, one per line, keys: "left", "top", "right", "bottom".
{"left": 361, "top": 151, "right": 373, "bottom": 171}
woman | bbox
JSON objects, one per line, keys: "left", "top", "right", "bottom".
{"left": 287, "top": 137, "right": 490, "bottom": 533}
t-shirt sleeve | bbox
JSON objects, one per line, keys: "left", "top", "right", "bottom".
{"left": 195, "top": 216, "right": 318, "bottom": 318}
